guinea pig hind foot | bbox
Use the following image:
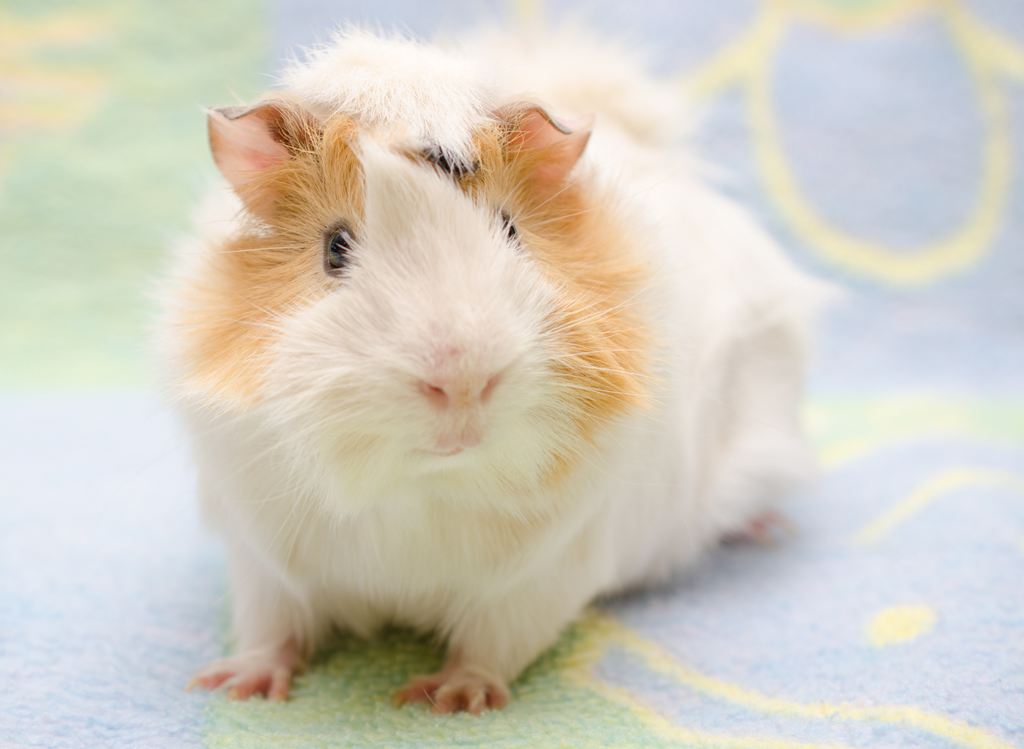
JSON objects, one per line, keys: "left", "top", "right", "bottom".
{"left": 722, "top": 509, "right": 796, "bottom": 547}
{"left": 186, "top": 638, "right": 301, "bottom": 701}
{"left": 393, "top": 657, "right": 510, "bottom": 715}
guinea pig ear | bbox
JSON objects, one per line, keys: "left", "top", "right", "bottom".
{"left": 505, "top": 105, "right": 594, "bottom": 198}
{"left": 207, "top": 98, "right": 316, "bottom": 216}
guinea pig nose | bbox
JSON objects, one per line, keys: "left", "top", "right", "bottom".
{"left": 418, "top": 373, "right": 501, "bottom": 409}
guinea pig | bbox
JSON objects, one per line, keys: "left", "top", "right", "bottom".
{"left": 163, "top": 27, "right": 826, "bottom": 714}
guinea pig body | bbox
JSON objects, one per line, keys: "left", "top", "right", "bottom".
{"left": 164, "top": 28, "right": 825, "bottom": 713}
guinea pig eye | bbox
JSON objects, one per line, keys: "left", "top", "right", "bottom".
{"left": 501, "top": 211, "right": 517, "bottom": 241}
{"left": 324, "top": 228, "right": 353, "bottom": 274}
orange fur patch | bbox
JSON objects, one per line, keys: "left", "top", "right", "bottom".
{"left": 168, "top": 112, "right": 365, "bottom": 406}
{"left": 469, "top": 119, "right": 651, "bottom": 483}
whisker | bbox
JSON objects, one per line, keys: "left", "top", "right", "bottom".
{"left": 557, "top": 364, "right": 665, "bottom": 384}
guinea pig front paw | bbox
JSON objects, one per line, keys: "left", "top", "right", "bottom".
{"left": 186, "top": 639, "right": 301, "bottom": 701}
{"left": 392, "top": 659, "right": 510, "bottom": 715}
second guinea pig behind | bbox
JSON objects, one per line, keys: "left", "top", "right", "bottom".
{"left": 164, "top": 27, "right": 826, "bottom": 714}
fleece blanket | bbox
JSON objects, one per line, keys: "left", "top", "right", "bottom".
{"left": 2, "top": 0, "right": 1022, "bottom": 747}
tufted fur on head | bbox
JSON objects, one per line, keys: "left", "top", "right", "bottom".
{"left": 281, "top": 28, "right": 498, "bottom": 171}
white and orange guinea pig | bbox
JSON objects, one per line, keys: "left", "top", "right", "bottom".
{"left": 162, "top": 28, "right": 827, "bottom": 714}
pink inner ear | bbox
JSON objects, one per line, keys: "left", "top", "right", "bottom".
{"left": 208, "top": 107, "right": 291, "bottom": 193}
{"left": 515, "top": 108, "right": 594, "bottom": 197}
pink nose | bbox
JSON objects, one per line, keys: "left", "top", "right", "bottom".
{"left": 418, "top": 373, "right": 500, "bottom": 409}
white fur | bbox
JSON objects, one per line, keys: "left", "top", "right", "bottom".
{"left": 282, "top": 29, "right": 497, "bottom": 167}
{"left": 164, "top": 29, "right": 829, "bottom": 694}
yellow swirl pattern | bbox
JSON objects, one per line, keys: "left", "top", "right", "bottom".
{"left": 684, "top": 0, "right": 1024, "bottom": 285}
{"left": 567, "top": 613, "right": 1017, "bottom": 749}
{"left": 856, "top": 466, "right": 1024, "bottom": 543}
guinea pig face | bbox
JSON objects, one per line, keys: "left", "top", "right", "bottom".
{"left": 268, "top": 140, "right": 567, "bottom": 502}
{"left": 184, "top": 100, "right": 651, "bottom": 506}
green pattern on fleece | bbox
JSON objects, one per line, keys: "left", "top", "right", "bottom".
{"left": 202, "top": 619, "right": 685, "bottom": 749}
{"left": 0, "top": 0, "right": 265, "bottom": 389}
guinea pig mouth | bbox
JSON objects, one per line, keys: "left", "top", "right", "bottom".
{"left": 421, "top": 425, "right": 482, "bottom": 458}
{"left": 423, "top": 445, "right": 465, "bottom": 457}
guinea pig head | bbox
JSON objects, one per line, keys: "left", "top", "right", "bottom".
{"left": 188, "top": 99, "right": 650, "bottom": 508}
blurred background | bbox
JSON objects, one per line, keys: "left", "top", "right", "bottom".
{"left": 2, "top": 1, "right": 1023, "bottom": 747}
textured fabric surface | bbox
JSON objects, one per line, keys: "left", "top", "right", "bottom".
{"left": 2, "top": 0, "right": 1022, "bottom": 747}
